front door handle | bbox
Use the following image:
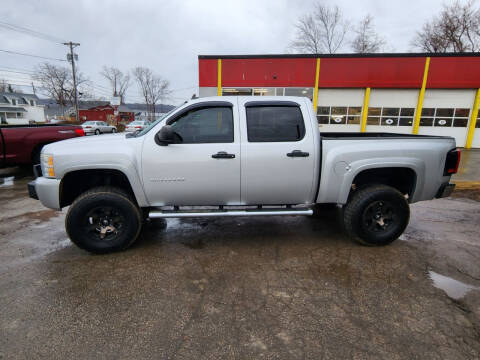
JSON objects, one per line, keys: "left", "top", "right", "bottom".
{"left": 212, "top": 151, "right": 235, "bottom": 159}
{"left": 287, "top": 150, "right": 309, "bottom": 157}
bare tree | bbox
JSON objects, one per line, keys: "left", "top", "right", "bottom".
{"left": 100, "top": 66, "right": 130, "bottom": 103}
{"left": 132, "top": 67, "right": 170, "bottom": 120}
{"left": 0, "top": 79, "right": 10, "bottom": 92}
{"left": 351, "top": 14, "right": 386, "bottom": 53}
{"left": 290, "top": 3, "right": 348, "bottom": 54}
{"left": 33, "top": 62, "right": 88, "bottom": 116}
{"left": 412, "top": 0, "right": 480, "bottom": 52}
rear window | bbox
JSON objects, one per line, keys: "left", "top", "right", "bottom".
{"left": 246, "top": 106, "right": 305, "bottom": 142}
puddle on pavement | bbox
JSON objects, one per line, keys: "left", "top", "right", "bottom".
{"left": 429, "top": 271, "right": 479, "bottom": 300}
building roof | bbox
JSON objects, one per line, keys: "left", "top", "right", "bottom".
{"left": 199, "top": 52, "right": 480, "bottom": 59}
{"left": 117, "top": 105, "right": 132, "bottom": 113}
{"left": 0, "top": 106, "right": 27, "bottom": 112}
{"left": 0, "top": 92, "right": 39, "bottom": 100}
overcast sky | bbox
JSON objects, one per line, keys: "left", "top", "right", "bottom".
{"left": 0, "top": 0, "right": 452, "bottom": 105}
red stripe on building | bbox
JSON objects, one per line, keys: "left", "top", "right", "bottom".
{"left": 198, "top": 59, "right": 218, "bottom": 87}
{"left": 221, "top": 58, "right": 317, "bottom": 87}
{"left": 199, "top": 54, "right": 480, "bottom": 89}
{"left": 427, "top": 56, "right": 480, "bottom": 88}
{"left": 318, "top": 57, "right": 425, "bottom": 88}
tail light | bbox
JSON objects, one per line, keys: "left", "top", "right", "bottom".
{"left": 135, "top": 126, "right": 142, "bottom": 129}
{"left": 85, "top": 126, "right": 91, "bottom": 128}
{"left": 443, "top": 148, "right": 461, "bottom": 175}
{"left": 74, "top": 128, "right": 85, "bottom": 137}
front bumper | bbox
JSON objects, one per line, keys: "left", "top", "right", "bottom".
{"left": 27, "top": 177, "right": 62, "bottom": 210}
{"left": 436, "top": 183, "right": 456, "bottom": 198}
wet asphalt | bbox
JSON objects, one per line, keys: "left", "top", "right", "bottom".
{"left": 0, "top": 168, "right": 479, "bottom": 359}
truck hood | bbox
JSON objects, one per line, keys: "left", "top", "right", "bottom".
{"left": 43, "top": 133, "right": 128, "bottom": 152}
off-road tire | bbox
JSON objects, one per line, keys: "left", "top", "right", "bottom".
{"left": 343, "top": 185, "right": 410, "bottom": 246}
{"left": 65, "top": 186, "right": 142, "bottom": 254}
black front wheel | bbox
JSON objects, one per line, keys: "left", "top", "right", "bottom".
{"left": 66, "top": 187, "right": 142, "bottom": 253}
{"left": 343, "top": 185, "right": 410, "bottom": 246}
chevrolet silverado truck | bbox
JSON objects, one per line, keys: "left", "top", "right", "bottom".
{"left": 28, "top": 96, "right": 460, "bottom": 253}
{"left": 0, "top": 124, "right": 85, "bottom": 167}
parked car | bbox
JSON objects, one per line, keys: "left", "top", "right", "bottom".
{"left": 81, "top": 121, "right": 117, "bottom": 135}
{"left": 125, "top": 120, "right": 149, "bottom": 132}
{"left": 29, "top": 96, "right": 460, "bottom": 254}
{"left": 0, "top": 124, "right": 85, "bottom": 167}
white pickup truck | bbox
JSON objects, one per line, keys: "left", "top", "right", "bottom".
{"left": 28, "top": 96, "right": 460, "bottom": 253}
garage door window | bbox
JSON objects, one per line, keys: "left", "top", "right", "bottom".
{"left": 420, "top": 108, "right": 470, "bottom": 127}
{"left": 317, "top": 106, "right": 361, "bottom": 125}
{"left": 246, "top": 106, "right": 305, "bottom": 142}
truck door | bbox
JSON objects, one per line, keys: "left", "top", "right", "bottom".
{"left": 141, "top": 100, "right": 241, "bottom": 206}
{"left": 239, "top": 99, "right": 316, "bottom": 205}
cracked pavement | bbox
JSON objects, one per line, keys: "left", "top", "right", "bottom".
{"left": 0, "top": 172, "right": 479, "bottom": 359}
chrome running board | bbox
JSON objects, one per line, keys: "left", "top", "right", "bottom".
{"left": 148, "top": 208, "right": 313, "bottom": 218}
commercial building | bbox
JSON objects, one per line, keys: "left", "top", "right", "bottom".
{"left": 0, "top": 92, "right": 44, "bottom": 125}
{"left": 198, "top": 53, "right": 480, "bottom": 148}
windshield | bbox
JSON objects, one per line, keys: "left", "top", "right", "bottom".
{"left": 133, "top": 106, "right": 181, "bottom": 137}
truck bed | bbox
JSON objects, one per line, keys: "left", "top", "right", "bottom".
{"left": 320, "top": 132, "right": 453, "bottom": 140}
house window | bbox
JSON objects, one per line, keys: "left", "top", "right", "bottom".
{"left": 30, "top": 100, "right": 35, "bottom": 106}
{"left": 11, "top": 99, "right": 17, "bottom": 106}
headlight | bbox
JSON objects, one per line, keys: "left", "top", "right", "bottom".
{"left": 40, "top": 153, "right": 55, "bottom": 178}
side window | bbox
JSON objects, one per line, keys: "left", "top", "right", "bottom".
{"left": 246, "top": 106, "right": 305, "bottom": 142}
{"left": 169, "top": 106, "right": 233, "bottom": 143}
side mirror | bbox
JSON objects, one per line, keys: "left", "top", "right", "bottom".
{"left": 155, "top": 125, "right": 182, "bottom": 146}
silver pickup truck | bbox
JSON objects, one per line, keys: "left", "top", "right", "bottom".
{"left": 28, "top": 96, "right": 460, "bottom": 253}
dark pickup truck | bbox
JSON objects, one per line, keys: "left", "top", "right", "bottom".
{"left": 0, "top": 124, "right": 85, "bottom": 167}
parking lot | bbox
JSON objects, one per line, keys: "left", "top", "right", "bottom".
{"left": 0, "top": 165, "right": 479, "bottom": 359}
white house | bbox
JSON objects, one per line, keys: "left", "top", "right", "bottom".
{"left": 0, "top": 92, "right": 45, "bottom": 125}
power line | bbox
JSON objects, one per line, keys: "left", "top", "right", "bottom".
{"left": 0, "top": 48, "right": 66, "bottom": 62}
{"left": 0, "top": 21, "right": 68, "bottom": 44}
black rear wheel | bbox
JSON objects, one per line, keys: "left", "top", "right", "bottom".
{"left": 66, "top": 187, "right": 142, "bottom": 253}
{"left": 343, "top": 185, "right": 410, "bottom": 246}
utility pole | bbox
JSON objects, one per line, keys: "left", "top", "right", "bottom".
{"left": 63, "top": 42, "right": 80, "bottom": 121}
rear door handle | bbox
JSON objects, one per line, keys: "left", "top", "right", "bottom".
{"left": 212, "top": 151, "right": 235, "bottom": 159}
{"left": 287, "top": 150, "right": 309, "bottom": 157}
